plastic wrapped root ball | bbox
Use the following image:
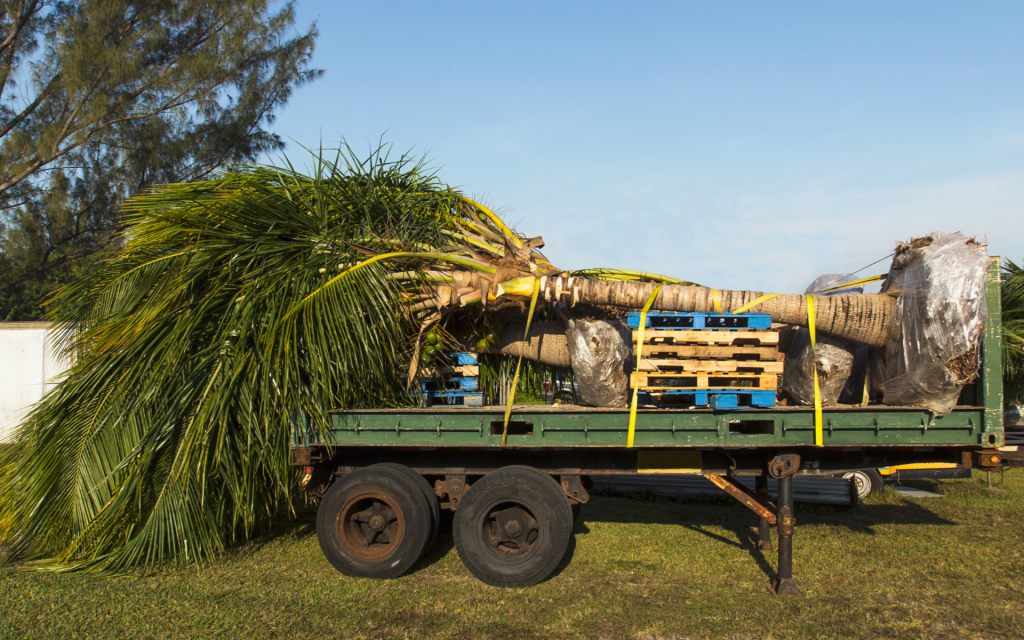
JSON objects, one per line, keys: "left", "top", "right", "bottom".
{"left": 561, "top": 312, "right": 632, "bottom": 408}
{"left": 782, "top": 274, "right": 863, "bottom": 406}
{"left": 878, "top": 232, "right": 990, "bottom": 415}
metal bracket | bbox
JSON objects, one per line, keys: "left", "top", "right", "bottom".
{"left": 768, "top": 453, "right": 801, "bottom": 479}
{"left": 444, "top": 474, "right": 467, "bottom": 509}
{"left": 560, "top": 475, "right": 590, "bottom": 504}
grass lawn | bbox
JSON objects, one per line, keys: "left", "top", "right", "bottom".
{"left": 2, "top": 470, "right": 1023, "bottom": 640}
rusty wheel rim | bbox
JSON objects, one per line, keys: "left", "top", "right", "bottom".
{"left": 338, "top": 493, "right": 404, "bottom": 560}
{"left": 482, "top": 500, "right": 540, "bottom": 558}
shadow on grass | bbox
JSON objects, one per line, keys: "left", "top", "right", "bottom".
{"left": 571, "top": 493, "right": 959, "bottom": 581}
{"left": 223, "top": 504, "right": 318, "bottom": 558}
{"left": 586, "top": 492, "right": 954, "bottom": 528}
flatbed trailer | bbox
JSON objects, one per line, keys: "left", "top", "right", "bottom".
{"left": 293, "top": 259, "right": 1023, "bottom": 594}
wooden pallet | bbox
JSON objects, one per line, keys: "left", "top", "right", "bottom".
{"left": 637, "top": 358, "right": 784, "bottom": 374}
{"left": 626, "top": 311, "right": 773, "bottom": 331}
{"left": 633, "top": 329, "right": 778, "bottom": 346}
{"left": 419, "top": 364, "right": 480, "bottom": 377}
{"left": 636, "top": 344, "right": 779, "bottom": 361}
{"left": 636, "top": 389, "right": 776, "bottom": 409}
{"left": 421, "top": 376, "right": 479, "bottom": 392}
{"left": 631, "top": 371, "right": 778, "bottom": 391}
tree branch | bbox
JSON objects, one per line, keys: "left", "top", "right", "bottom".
{"left": 0, "top": 230, "right": 118, "bottom": 293}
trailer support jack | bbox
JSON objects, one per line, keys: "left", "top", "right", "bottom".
{"left": 770, "top": 473, "right": 803, "bottom": 596}
{"left": 755, "top": 472, "right": 774, "bottom": 553}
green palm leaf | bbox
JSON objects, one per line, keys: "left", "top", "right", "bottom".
{"left": 1003, "top": 258, "right": 1024, "bottom": 404}
{"left": 0, "top": 146, "right": 504, "bottom": 571}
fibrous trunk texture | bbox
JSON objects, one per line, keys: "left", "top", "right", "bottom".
{"left": 522, "top": 277, "right": 897, "bottom": 348}
{"left": 492, "top": 321, "right": 571, "bottom": 367}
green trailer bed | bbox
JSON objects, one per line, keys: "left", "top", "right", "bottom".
{"left": 294, "top": 402, "right": 999, "bottom": 449}
{"left": 295, "top": 258, "right": 1020, "bottom": 595}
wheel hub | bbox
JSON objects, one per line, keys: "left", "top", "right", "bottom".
{"left": 487, "top": 506, "right": 538, "bottom": 555}
{"left": 340, "top": 494, "right": 404, "bottom": 560}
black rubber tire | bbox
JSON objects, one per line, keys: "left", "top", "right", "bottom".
{"left": 453, "top": 465, "right": 573, "bottom": 588}
{"left": 316, "top": 465, "right": 432, "bottom": 579}
{"left": 375, "top": 463, "right": 440, "bottom": 553}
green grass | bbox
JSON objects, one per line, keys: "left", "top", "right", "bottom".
{"left": 3, "top": 470, "right": 1024, "bottom": 640}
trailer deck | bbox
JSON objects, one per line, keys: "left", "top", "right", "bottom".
{"left": 295, "top": 259, "right": 1019, "bottom": 595}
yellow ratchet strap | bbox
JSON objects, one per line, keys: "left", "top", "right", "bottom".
{"left": 731, "top": 293, "right": 783, "bottom": 315}
{"left": 628, "top": 283, "right": 663, "bottom": 448}
{"left": 729, "top": 291, "right": 825, "bottom": 445}
{"left": 501, "top": 278, "right": 541, "bottom": 447}
{"left": 711, "top": 288, "right": 722, "bottom": 313}
{"left": 806, "top": 294, "right": 823, "bottom": 447}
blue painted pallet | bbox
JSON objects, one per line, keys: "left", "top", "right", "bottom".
{"left": 626, "top": 311, "right": 772, "bottom": 330}
{"left": 636, "top": 388, "right": 776, "bottom": 409}
{"left": 422, "top": 391, "right": 483, "bottom": 407}
{"left": 421, "top": 376, "right": 479, "bottom": 392}
{"left": 448, "top": 352, "right": 478, "bottom": 365}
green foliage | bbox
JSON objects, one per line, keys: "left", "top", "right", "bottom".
{"left": 0, "top": 0, "right": 320, "bottom": 319}
{"left": 0, "top": 147, "right": 466, "bottom": 571}
{"left": 1003, "top": 258, "right": 1024, "bottom": 404}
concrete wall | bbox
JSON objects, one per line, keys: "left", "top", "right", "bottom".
{"left": 0, "top": 323, "right": 72, "bottom": 443}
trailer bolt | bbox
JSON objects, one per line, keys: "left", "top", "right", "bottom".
{"left": 504, "top": 519, "right": 521, "bottom": 535}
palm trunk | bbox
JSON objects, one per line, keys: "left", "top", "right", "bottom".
{"left": 491, "top": 321, "right": 572, "bottom": 367}
{"left": 491, "top": 276, "right": 897, "bottom": 367}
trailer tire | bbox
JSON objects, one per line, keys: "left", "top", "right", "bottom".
{"left": 843, "top": 469, "right": 884, "bottom": 499}
{"left": 375, "top": 463, "right": 440, "bottom": 553}
{"left": 453, "top": 465, "right": 573, "bottom": 588}
{"left": 316, "top": 465, "right": 432, "bottom": 579}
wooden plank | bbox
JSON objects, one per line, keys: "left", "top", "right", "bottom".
{"left": 637, "top": 344, "right": 779, "bottom": 360}
{"left": 633, "top": 329, "right": 778, "bottom": 346}
{"left": 637, "top": 358, "right": 784, "bottom": 374}
{"left": 420, "top": 365, "right": 480, "bottom": 377}
{"left": 631, "top": 372, "right": 778, "bottom": 391}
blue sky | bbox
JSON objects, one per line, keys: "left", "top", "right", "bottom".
{"left": 268, "top": 1, "right": 1024, "bottom": 293}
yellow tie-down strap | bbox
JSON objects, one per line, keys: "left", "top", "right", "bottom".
{"left": 501, "top": 278, "right": 541, "bottom": 447}
{"left": 627, "top": 283, "right": 663, "bottom": 447}
{"left": 684, "top": 282, "right": 861, "bottom": 448}
{"left": 806, "top": 294, "right": 823, "bottom": 447}
{"left": 731, "top": 292, "right": 823, "bottom": 447}
{"left": 631, "top": 275, "right": 888, "bottom": 448}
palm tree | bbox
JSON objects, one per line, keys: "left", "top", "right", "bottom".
{"left": 0, "top": 147, "right": 949, "bottom": 571}
{"left": 1003, "top": 259, "right": 1024, "bottom": 404}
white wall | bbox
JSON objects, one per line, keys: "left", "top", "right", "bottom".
{"left": 0, "top": 323, "right": 72, "bottom": 443}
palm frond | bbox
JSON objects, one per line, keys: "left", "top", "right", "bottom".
{"left": 0, "top": 145, "right": 505, "bottom": 571}
{"left": 1003, "top": 258, "right": 1024, "bottom": 404}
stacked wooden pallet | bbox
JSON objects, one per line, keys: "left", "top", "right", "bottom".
{"left": 628, "top": 312, "right": 780, "bottom": 409}
{"left": 419, "top": 352, "right": 483, "bottom": 407}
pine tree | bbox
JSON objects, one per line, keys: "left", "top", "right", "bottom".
{"left": 0, "top": 0, "right": 320, "bottom": 319}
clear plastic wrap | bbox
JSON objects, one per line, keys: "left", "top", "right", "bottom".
{"left": 806, "top": 273, "right": 866, "bottom": 296}
{"left": 561, "top": 315, "right": 631, "bottom": 407}
{"left": 782, "top": 274, "right": 862, "bottom": 406}
{"left": 878, "top": 232, "right": 990, "bottom": 414}
{"left": 783, "top": 330, "right": 858, "bottom": 405}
